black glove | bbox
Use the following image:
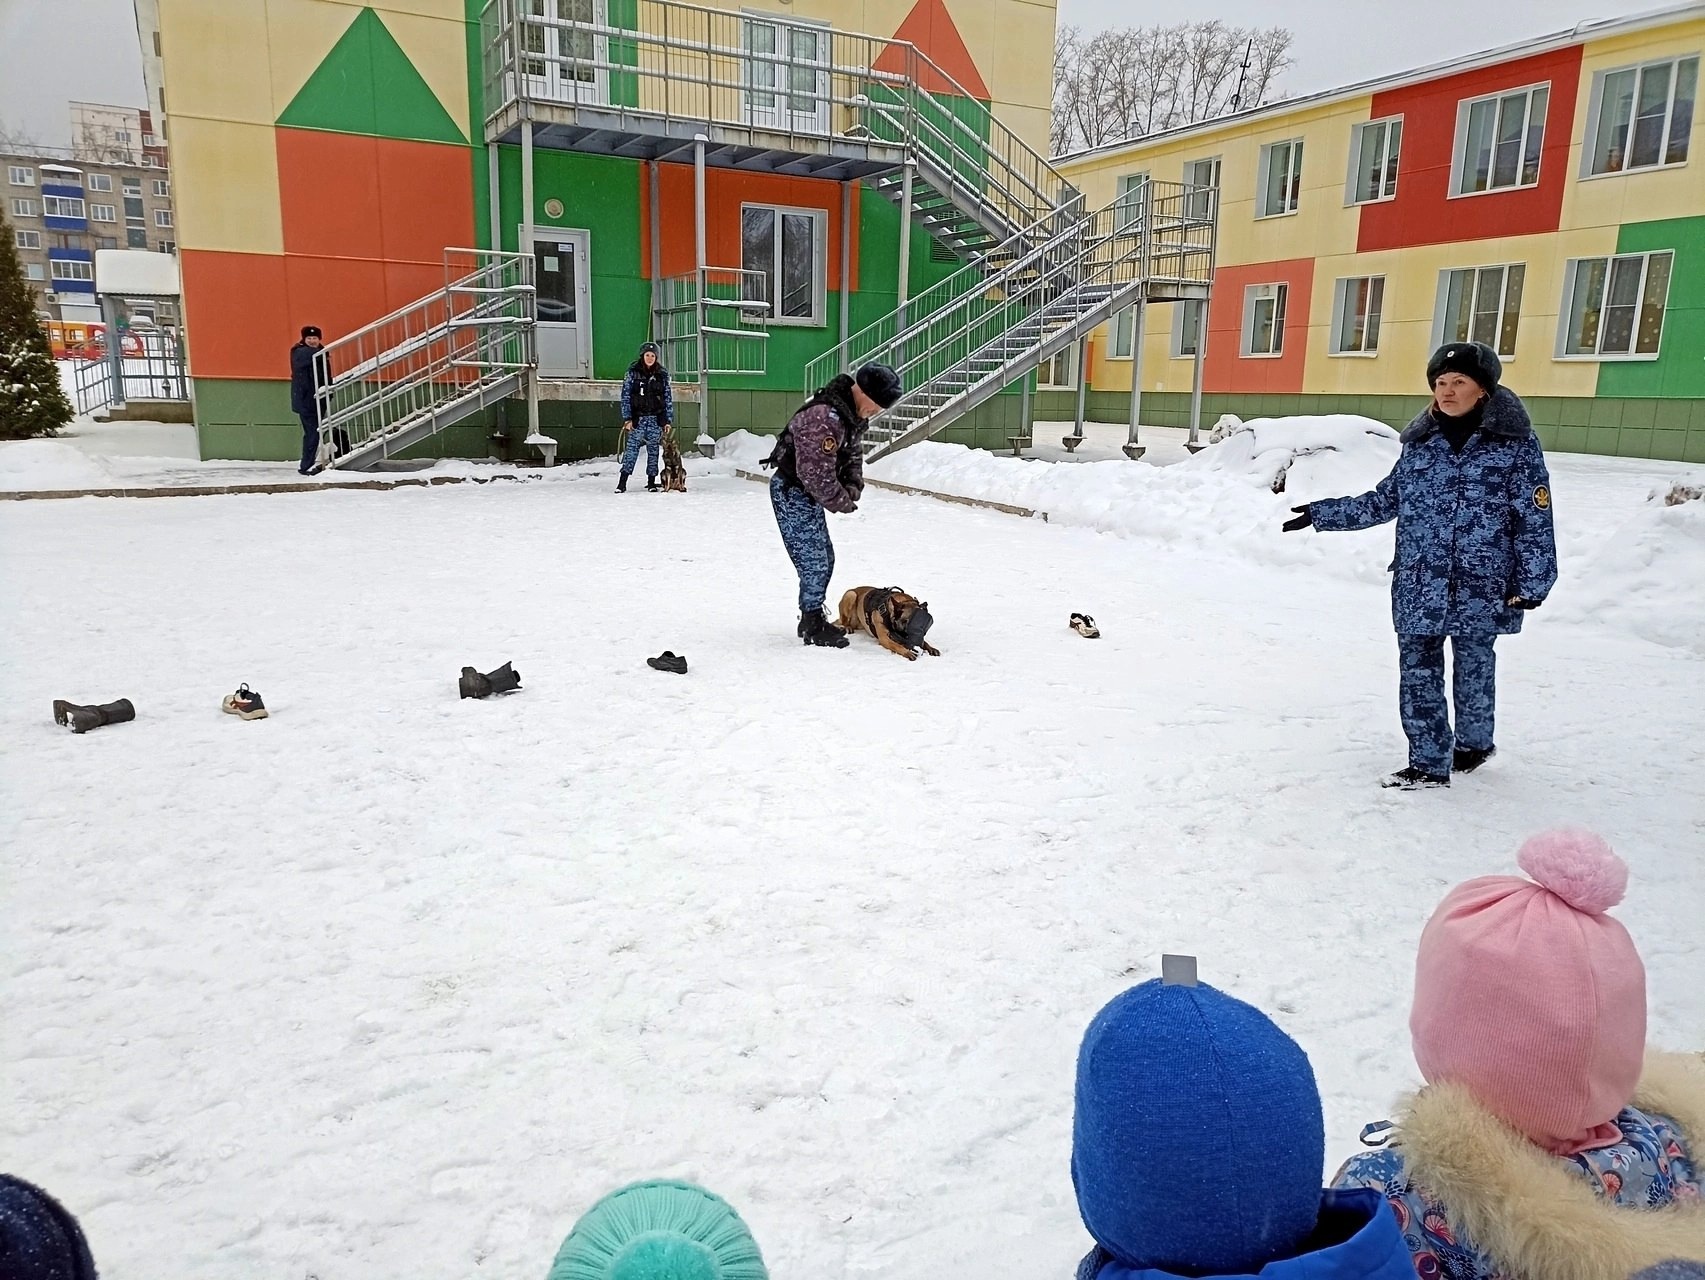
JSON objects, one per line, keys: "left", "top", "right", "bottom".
{"left": 1281, "top": 505, "right": 1313, "bottom": 533}
{"left": 1507, "top": 596, "right": 1542, "bottom": 610}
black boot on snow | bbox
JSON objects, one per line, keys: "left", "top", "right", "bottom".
{"left": 645, "top": 477, "right": 660, "bottom": 492}
{"left": 800, "top": 611, "right": 849, "bottom": 648}
{"left": 1382, "top": 765, "right": 1450, "bottom": 790}
{"left": 1453, "top": 745, "right": 1497, "bottom": 773}
{"left": 616, "top": 472, "right": 629, "bottom": 493}
{"left": 459, "top": 661, "right": 522, "bottom": 699}
{"left": 53, "top": 698, "right": 136, "bottom": 734}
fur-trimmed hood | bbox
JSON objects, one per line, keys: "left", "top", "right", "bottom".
{"left": 1393, "top": 1051, "right": 1705, "bottom": 1279}
{"left": 1401, "top": 386, "right": 1533, "bottom": 444}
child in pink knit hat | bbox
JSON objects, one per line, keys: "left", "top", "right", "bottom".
{"left": 1333, "top": 829, "right": 1705, "bottom": 1279}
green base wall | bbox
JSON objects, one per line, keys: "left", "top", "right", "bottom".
{"left": 1034, "top": 390, "right": 1705, "bottom": 463}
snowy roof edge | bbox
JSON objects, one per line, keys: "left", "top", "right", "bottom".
{"left": 93, "top": 249, "right": 182, "bottom": 297}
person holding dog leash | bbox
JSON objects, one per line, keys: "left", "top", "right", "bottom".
{"left": 762, "top": 362, "right": 903, "bottom": 647}
{"left": 617, "top": 341, "right": 674, "bottom": 493}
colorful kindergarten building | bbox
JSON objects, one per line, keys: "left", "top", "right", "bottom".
{"left": 140, "top": 0, "right": 1701, "bottom": 465}
{"left": 1054, "top": 3, "right": 1705, "bottom": 463}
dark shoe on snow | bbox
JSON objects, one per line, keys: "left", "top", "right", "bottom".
{"left": 1382, "top": 766, "right": 1450, "bottom": 791}
{"left": 53, "top": 697, "right": 135, "bottom": 734}
{"left": 616, "top": 472, "right": 629, "bottom": 493}
{"left": 646, "top": 651, "right": 688, "bottom": 674}
{"left": 1070, "top": 612, "right": 1100, "bottom": 638}
{"left": 800, "top": 611, "right": 849, "bottom": 648}
{"left": 221, "top": 683, "right": 269, "bottom": 720}
{"left": 645, "top": 478, "right": 660, "bottom": 492}
{"left": 1453, "top": 745, "right": 1497, "bottom": 773}
{"left": 459, "top": 661, "right": 522, "bottom": 699}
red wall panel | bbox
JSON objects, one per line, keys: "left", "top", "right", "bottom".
{"left": 1204, "top": 259, "right": 1315, "bottom": 395}
{"left": 1357, "top": 47, "right": 1582, "bottom": 252}
{"left": 642, "top": 166, "right": 856, "bottom": 290}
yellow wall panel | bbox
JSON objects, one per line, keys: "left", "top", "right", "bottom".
{"left": 371, "top": 0, "right": 465, "bottom": 17}
{"left": 984, "top": 0, "right": 1061, "bottom": 113}
{"left": 159, "top": 0, "right": 273, "bottom": 124}
{"left": 1561, "top": 18, "right": 1705, "bottom": 232}
{"left": 263, "top": 0, "right": 362, "bottom": 120}
{"left": 170, "top": 117, "right": 283, "bottom": 254}
{"left": 383, "top": 10, "right": 473, "bottom": 128}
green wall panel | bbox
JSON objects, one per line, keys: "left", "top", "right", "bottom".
{"left": 466, "top": 0, "right": 492, "bottom": 249}
{"left": 277, "top": 7, "right": 466, "bottom": 144}
{"left": 1599, "top": 216, "right": 1705, "bottom": 400}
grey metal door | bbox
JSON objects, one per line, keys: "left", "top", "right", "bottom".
{"left": 532, "top": 230, "right": 591, "bottom": 379}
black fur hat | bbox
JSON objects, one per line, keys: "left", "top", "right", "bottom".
{"left": 1427, "top": 341, "right": 1501, "bottom": 391}
{"left": 855, "top": 362, "right": 903, "bottom": 409}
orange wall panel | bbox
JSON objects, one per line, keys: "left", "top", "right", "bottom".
{"left": 376, "top": 137, "right": 475, "bottom": 263}
{"left": 277, "top": 128, "right": 384, "bottom": 260}
{"left": 1205, "top": 259, "right": 1315, "bottom": 395}
{"left": 283, "top": 254, "right": 390, "bottom": 345}
{"left": 179, "top": 250, "right": 294, "bottom": 381}
{"left": 643, "top": 166, "right": 855, "bottom": 290}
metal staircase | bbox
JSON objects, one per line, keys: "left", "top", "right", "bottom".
{"left": 314, "top": 251, "right": 535, "bottom": 471}
{"left": 804, "top": 180, "right": 1216, "bottom": 461}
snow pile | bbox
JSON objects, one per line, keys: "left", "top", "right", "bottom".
{"left": 1563, "top": 481, "right": 1705, "bottom": 656}
{"left": 0, "top": 438, "right": 115, "bottom": 490}
{"left": 709, "top": 429, "right": 777, "bottom": 471}
{"left": 1180, "top": 414, "right": 1401, "bottom": 496}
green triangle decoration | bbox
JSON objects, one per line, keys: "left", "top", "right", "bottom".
{"left": 278, "top": 7, "right": 466, "bottom": 146}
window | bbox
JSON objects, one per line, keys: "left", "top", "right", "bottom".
{"left": 742, "top": 17, "right": 828, "bottom": 131}
{"left": 1183, "top": 157, "right": 1220, "bottom": 220}
{"left": 1257, "top": 139, "right": 1304, "bottom": 217}
{"left": 1560, "top": 251, "right": 1673, "bottom": 358}
{"left": 154, "top": 209, "right": 173, "bottom": 227}
{"left": 740, "top": 204, "right": 824, "bottom": 325}
{"left": 11, "top": 197, "right": 36, "bottom": 218}
{"left": 126, "top": 227, "right": 147, "bottom": 248}
{"left": 90, "top": 203, "right": 116, "bottom": 222}
{"left": 50, "top": 259, "right": 94, "bottom": 282}
{"left": 96, "top": 235, "right": 118, "bottom": 249}
{"left": 1436, "top": 264, "right": 1526, "bottom": 357}
{"left": 1038, "top": 342, "right": 1080, "bottom": 388}
{"left": 1348, "top": 117, "right": 1403, "bottom": 203}
{"left": 122, "top": 177, "right": 141, "bottom": 194}
{"left": 123, "top": 197, "right": 144, "bottom": 222}
{"left": 1242, "top": 283, "right": 1288, "bottom": 356}
{"left": 157, "top": 241, "right": 176, "bottom": 254}
{"left": 1114, "top": 172, "right": 1148, "bottom": 233}
{"left": 24, "top": 262, "right": 46, "bottom": 281}
{"left": 1108, "top": 307, "right": 1135, "bottom": 358}
{"left": 115, "top": 130, "right": 131, "bottom": 143}
{"left": 1172, "top": 298, "right": 1205, "bottom": 358}
{"left": 1455, "top": 84, "right": 1549, "bottom": 194}
{"left": 1330, "top": 276, "right": 1386, "bottom": 354}
{"left": 87, "top": 173, "right": 112, "bottom": 192}
{"left": 153, "top": 178, "right": 170, "bottom": 198}
{"left": 43, "top": 196, "right": 86, "bottom": 219}
{"left": 1587, "top": 56, "right": 1697, "bottom": 175}
{"left": 8, "top": 165, "right": 34, "bottom": 186}
{"left": 15, "top": 229, "right": 41, "bottom": 249}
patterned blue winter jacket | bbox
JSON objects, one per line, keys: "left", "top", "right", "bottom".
{"left": 1308, "top": 388, "right": 1558, "bottom": 636}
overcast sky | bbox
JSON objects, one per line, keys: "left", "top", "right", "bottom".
{"left": 0, "top": 0, "right": 1667, "bottom": 148}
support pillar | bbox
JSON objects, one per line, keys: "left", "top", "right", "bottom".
{"left": 101, "top": 294, "right": 126, "bottom": 411}
{"left": 1186, "top": 295, "right": 1210, "bottom": 454}
{"left": 1122, "top": 303, "right": 1147, "bottom": 460}
{"left": 1063, "top": 339, "right": 1089, "bottom": 452}
{"left": 896, "top": 155, "right": 915, "bottom": 330}
{"left": 838, "top": 179, "right": 852, "bottom": 373}
{"left": 488, "top": 140, "right": 501, "bottom": 252}
{"left": 694, "top": 134, "right": 713, "bottom": 457}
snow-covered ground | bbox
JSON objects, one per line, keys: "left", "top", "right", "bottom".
{"left": 2, "top": 418, "right": 1702, "bottom": 1280}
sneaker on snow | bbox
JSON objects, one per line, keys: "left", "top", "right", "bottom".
{"left": 1453, "top": 745, "right": 1496, "bottom": 773}
{"left": 1070, "top": 612, "right": 1100, "bottom": 638}
{"left": 647, "top": 651, "right": 688, "bottom": 674}
{"left": 221, "top": 683, "right": 269, "bottom": 720}
{"left": 1382, "top": 766, "right": 1450, "bottom": 790}
{"left": 800, "top": 610, "right": 849, "bottom": 648}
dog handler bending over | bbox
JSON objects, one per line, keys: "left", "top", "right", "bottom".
{"left": 762, "top": 363, "right": 903, "bottom": 647}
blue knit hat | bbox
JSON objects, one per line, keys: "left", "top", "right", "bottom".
{"left": 1071, "top": 979, "right": 1324, "bottom": 1275}
{"left": 0, "top": 1176, "right": 98, "bottom": 1280}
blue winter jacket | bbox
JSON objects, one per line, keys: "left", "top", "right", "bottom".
{"left": 1308, "top": 388, "right": 1558, "bottom": 636}
{"left": 1076, "top": 1190, "right": 1418, "bottom": 1280}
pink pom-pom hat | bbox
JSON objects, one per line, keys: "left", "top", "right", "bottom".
{"left": 1409, "top": 829, "right": 1646, "bottom": 1155}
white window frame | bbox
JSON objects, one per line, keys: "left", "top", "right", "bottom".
{"left": 1434, "top": 263, "right": 1526, "bottom": 358}
{"left": 24, "top": 262, "right": 46, "bottom": 281}
{"left": 1329, "top": 276, "right": 1386, "bottom": 356}
{"left": 90, "top": 203, "right": 117, "bottom": 223}
{"left": 154, "top": 209, "right": 173, "bottom": 228}
{"left": 1581, "top": 54, "right": 1698, "bottom": 178}
{"left": 87, "top": 173, "right": 112, "bottom": 192}
{"left": 1171, "top": 297, "right": 1206, "bottom": 359}
{"left": 1256, "top": 139, "right": 1304, "bottom": 218}
{"left": 157, "top": 240, "right": 176, "bottom": 255}
{"left": 15, "top": 229, "right": 41, "bottom": 249}
{"left": 1242, "top": 283, "right": 1288, "bottom": 357}
{"left": 739, "top": 202, "right": 826, "bottom": 327}
{"left": 8, "top": 165, "right": 34, "bottom": 186}
{"left": 42, "top": 196, "right": 87, "bottom": 219}
{"left": 122, "top": 177, "right": 141, "bottom": 194}
{"left": 1451, "top": 82, "right": 1550, "bottom": 197}
{"left": 152, "top": 178, "right": 171, "bottom": 197}
{"left": 1182, "top": 157, "right": 1220, "bottom": 220}
{"left": 1346, "top": 116, "right": 1403, "bottom": 204}
{"left": 1556, "top": 251, "right": 1673, "bottom": 361}
{"left": 741, "top": 11, "right": 830, "bottom": 135}
{"left": 49, "top": 259, "right": 94, "bottom": 283}
{"left": 1114, "top": 172, "right": 1148, "bottom": 233}
{"left": 11, "top": 197, "right": 37, "bottom": 218}
{"left": 1107, "top": 307, "right": 1135, "bottom": 359}
{"left": 1038, "top": 341, "right": 1080, "bottom": 389}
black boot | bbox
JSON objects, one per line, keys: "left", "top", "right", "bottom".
{"left": 1453, "top": 745, "right": 1497, "bottom": 773}
{"left": 459, "top": 661, "right": 522, "bottom": 699}
{"left": 645, "top": 477, "right": 660, "bottom": 492}
{"left": 53, "top": 698, "right": 135, "bottom": 734}
{"left": 800, "top": 610, "right": 849, "bottom": 648}
{"left": 1382, "top": 765, "right": 1450, "bottom": 790}
{"left": 616, "top": 471, "right": 629, "bottom": 493}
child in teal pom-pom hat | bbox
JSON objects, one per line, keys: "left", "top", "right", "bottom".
{"left": 548, "top": 1181, "right": 766, "bottom": 1280}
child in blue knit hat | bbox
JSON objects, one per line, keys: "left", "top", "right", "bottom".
{"left": 1072, "top": 973, "right": 1414, "bottom": 1280}
{"left": 0, "top": 1175, "right": 98, "bottom": 1280}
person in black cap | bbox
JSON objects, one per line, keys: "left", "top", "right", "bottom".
{"left": 289, "top": 324, "right": 344, "bottom": 475}
{"left": 761, "top": 362, "right": 902, "bottom": 646}
{"left": 0, "top": 1174, "right": 99, "bottom": 1279}
{"left": 617, "top": 341, "right": 674, "bottom": 492}
{"left": 1282, "top": 341, "right": 1558, "bottom": 789}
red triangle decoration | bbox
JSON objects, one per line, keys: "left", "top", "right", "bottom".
{"left": 872, "top": 0, "right": 991, "bottom": 100}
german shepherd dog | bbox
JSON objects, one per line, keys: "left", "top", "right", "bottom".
{"left": 661, "top": 427, "right": 688, "bottom": 492}
{"left": 838, "top": 586, "right": 939, "bottom": 661}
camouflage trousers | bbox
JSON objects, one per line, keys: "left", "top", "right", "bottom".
{"left": 620, "top": 415, "right": 663, "bottom": 478}
{"left": 1398, "top": 634, "right": 1496, "bottom": 776}
{"left": 770, "top": 473, "right": 834, "bottom": 613}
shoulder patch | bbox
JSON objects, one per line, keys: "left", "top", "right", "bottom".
{"left": 822, "top": 437, "right": 837, "bottom": 453}
{"left": 1534, "top": 484, "right": 1550, "bottom": 511}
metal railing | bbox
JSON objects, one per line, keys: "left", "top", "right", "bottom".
{"left": 651, "top": 265, "right": 769, "bottom": 381}
{"left": 314, "top": 250, "right": 535, "bottom": 466}
{"left": 480, "top": 0, "right": 1075, "bottom": 240}
{"left": 71, "top": 330, "right": 189, "bottom": 415}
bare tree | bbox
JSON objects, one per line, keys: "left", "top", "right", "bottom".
{"left": 1051, "top": 21, "right": 1294, "bottom": 156}
{"left": 0, "top": 116, "right": 47, "bottom": 153}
